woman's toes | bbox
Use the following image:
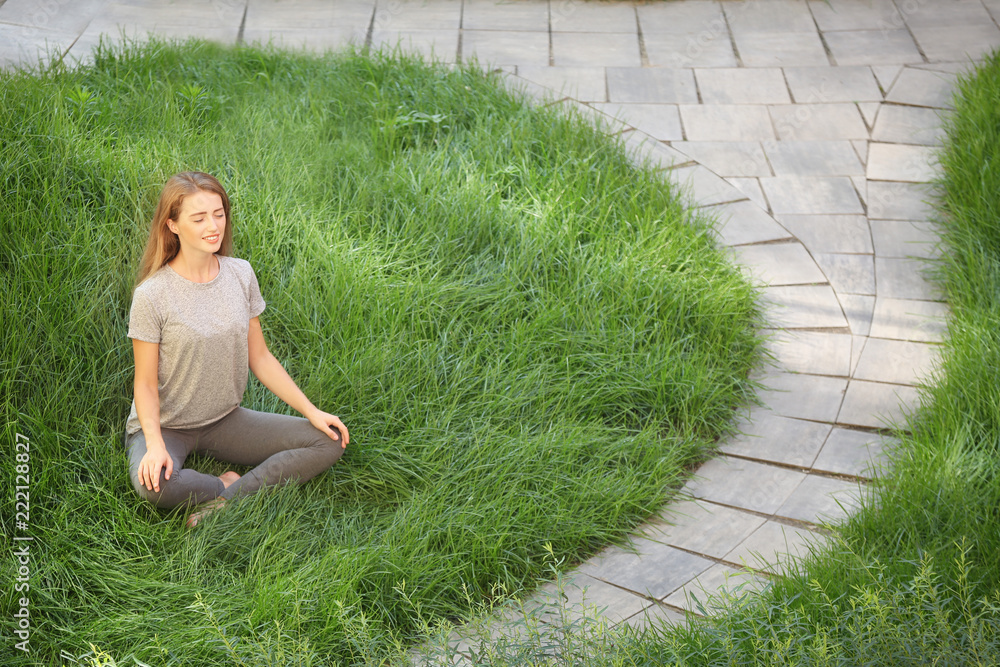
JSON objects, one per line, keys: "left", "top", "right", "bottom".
{"left": 219, "top": 471, "right": 241, "bottom": 489}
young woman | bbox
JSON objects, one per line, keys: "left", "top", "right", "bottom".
{"left": 125, "top": 171, "right": 348, "bottom": 527}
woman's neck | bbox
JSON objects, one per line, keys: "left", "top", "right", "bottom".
{"left": 169, "top": 251, "right": 220, "bottom": 283}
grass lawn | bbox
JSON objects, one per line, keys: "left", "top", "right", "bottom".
{"left": 0, "top": 40, "right": 762, "bottom": 665}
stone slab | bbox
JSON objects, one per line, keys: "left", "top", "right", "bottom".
{"left": 783, "top": 66, "right": 882, "bottom": 104}
{"left": 462, "top": 30, "right": 550, "bottom": 67}
{"left": 870, "top": 220, "right": 941, "bottom": 259}
{"left": 731, "top": 242, "right": 826, "bottom": 286}
{"left": 462, "top": 0, "right": 549, "bottom": 32}
{"left": 760, "top": 176, "right": 863, "bottom": 215}
{"left": 369, "top": 30, "right": 458, "bottom": 62}
{"left": 765, "top": 330, "right": 853, "bottom": 376}
{"left": 770, "top": 103, "right": 869, "bottom": 141}
{"left": 618, "top": 131, "right": 690, "bottom": 170}
{"left": 723, "top": 0, "right": 816, "bottom": 32}
{"left": 644, "top": 31, "right": 739, "bottom": 68}
{"left": 908, "top": 24, "right": 1000, "bottom": 62}
{"left": 838, "top": 379, "right": 921, "bottom": 428}
{"left": 682, "top": 456, "right": 807, "bottom": 515}
{"left": 814, "top": 253, "right": 875, "bottom": 295}
{"left": 727, "top": 177, "right": 770, "bottom": 209}
{"left": 764, "top": 140, "right": 864, "bottom": 176}
{"left": 696, "top": 67, "right": 791, "bottom": 105}
{"left": 550, "top": 1, "right": 639, "bottom": 33}
{"left": 869, "top": 297, "right": 948, "bottom": 343}
{"left": 776, "top": 474, "right": 864, "bottom": 524}
{"left": 577, "top": 538, "right": 715, "bottom": 601}
{"left": 838, "top": 293, "right": 875, "bottom": 337}
{"left": 900, "top": 0, "right": 993, "bottom": 28}
{"left": 670, "top": 165, "right": 750, "bottom": 206}
{"left": 369, "top": 0, "right": 461, "bottom": 31}
{"left": 0, "top": 22, "right": 77, "bottom": 69}
{"left": 515, "top": 66, "right": 607, "bottom": 102}
{"left": 592, "top": 103, "right": 683, "bottom": 141}
{"left": 853, "top": 337, "right": 941, "bottom": 386}
{"left": 760, "top": 285, "right": 850, "bottom": 329}
{"left": 733, "top": 30, "right": 829, "bottom": 67}
{"left": 754, "top": 370, "right": 848, "bottom": 422}
{"left": 876, "top": 256, "right": 943, "bottom": 301}
{"left": 540, "top": 574, "right": 654, "bottom": 623}
{"left": 871, "top": 104, "right": 946, "bottom": 147}
{"left": 662, "top": 563, "right": 765, "bottom": 614}
{"left": 813, "top": 427, "right": 893, "bottom": 478}
{"left": 671, "top": 141, "right": 770, "bottom": 177}
{"left": 621, "top": 603, "right": 687, "bottom": 630}
{"left": 642, "top": 499, "right": 765, "bottom": 559}
{"left": 866, "top": 181, "right": 936, "bottom": 220}
{"left": 553, "top": 31, "right": 641, "bottom": 68}
{"left": 724, "top": 520, "right": 823, "bottom": 573}
{"left": 807, "top": 0, "right": 902, "bottom": 32}
{"left": 823, "top": 29, "right": 923, "bottom": 66}
{"left": 607, "top": 67, "right": 699, "bottom": 104}
{"left": 776, "top": 214, "right": 872, "bottom": 255}
{"left": 703, "top": 200, "right": 792, "bottom": 246}
{"left": 886, "top": 67, "right": 957, "bottom": 109}
{"left": 0, "top": 0, "right": 106, "bottom": 34}
{"left": 872, "top": 65, "right": 903, "bottom": 91}
{"left": 679, "top": 104, "right": 776, "bottom": 141}
{"left": 637, "top": 0, "right": 728, "bottom": 34}
{"left": 245, "top": 1, "right": 374, "bottom": 30}
{"left": 867, "top": 143, "right": 938, "bottom": 182}
{"left": 720, "top": 410, "right": 832, "bottom": 467}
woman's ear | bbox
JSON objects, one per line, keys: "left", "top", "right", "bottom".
{"left": 167, "top": 219, "right": 178, "bottom": 234}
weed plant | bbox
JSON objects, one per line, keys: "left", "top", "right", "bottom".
{"left": 0, "top": 39, "right": 761, "bottom": 665}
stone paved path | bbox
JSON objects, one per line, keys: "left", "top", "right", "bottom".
{"left": 4, "top": 0, "right": 995, "bottom": 655}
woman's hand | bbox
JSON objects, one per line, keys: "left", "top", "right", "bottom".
{"left": 306, "top": 409, "right": 349, "bottom": 449}
{"left": 138, "top": 441, "right": 173, "bottom": 493}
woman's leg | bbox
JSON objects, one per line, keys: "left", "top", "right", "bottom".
{"left": 126, "top": 429, "right": 225, "bottom": 509}
{"left": 197, "top": 407, "right": 344, "bottom": 501}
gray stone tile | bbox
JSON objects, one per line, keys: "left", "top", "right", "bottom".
{"left": 813, "top": 428, "right": 893, "bottom": 478}
{"left": 0, "top": 22, "right": 76, "bottom": 70}
{"left": 776, "top": 214, "right": 873, "bottom": 255}
{"left": 679, "top": 104, "right": 776, "bottom": 141}
{"left": 850, "top": 335, "right": 868, "bottom": 375}
{"left": 760, "top": 176, "right": 863, "bottom": 215}
{"left": 731, "top": 242, "right": 826, "bottom": 286}
{"left": 871, "top": 65, "right": 903, "bottom": 91}
{"left": 642, "top": 499, "right": 766, "bottom": 558}
{"left": 75, "top": 17, "right": 240, "bottom": 45}
{"left": 720, "top": 410, "right": 832, "bottom": 467}
{"left": 670, "top": 165, "right": 750, "bottom": 206}
{"left": 0, "top": 0, "right": 105, "bottom": 34}
{"left": 734, "top": 31, "right": 829, "bottom": 67}
{"left": 901, "top": 0, "right": 994, "bottom": 29}
{"left": 765, "top": 330, "right": 853, "bottom": 376}
{"left": 637, "top": 0, "right": 727, "bottom": 34}
{"left": 592, "top": 104, "right": 683, "bottom": 141}
{"left": 871, "top": 105, "right": 945, "bottom": 147}
{"left": 764, "top": 140, "right": 864, "bottom": 176}
{"left": 462, "top": 0, "right": 549, "bottom": 31}
{"left": 553, "top": 31, "right": 641, "bottom": 68}
{"left": 886, "top": 67, "right": 957, "bottom": 109}
{"left": 696, "top": 67, "right": 791, "bottom": 104}
{"left": 619, "top": 131, "right": 690, "bottom": 170}
{"left": 370, "top": 30, "right": 458, "bottom": 62}
{"left": 854, "top": 338, "right": 942, "bottom": 386}
{"left": 838, "top": 293, "right": 875, "bottom": 336}
{"left": 662, "top": 563, "right": 766, "bottom": 613}
{"left": 814, "top": 253, "right": 875, "bottom": 295}
{"left": 462, "top": 30, "right": 549, "bottom": 67}
{"left": 824, "top": 30, "right": 923, "bottom": 66}
{"left": 770, "top": 103, "right": 869, "bottom": 141}
{"left": 876, "top": 256, "right": 943, "bottom": 301}
{"left": 621, "top": 603, "right": 687, "bottom": 630}
{"left": 851, "top": 175, "right": 869, "bottom": 208}
{"left": 607, "top": 67, "right": 699, "bottom": 104}
{"left": 644, "top": 31, "right": 739, "bottom": 68}
{"left": 908, "top": 24, "right": 1000, "bottom": 63}
{"left": 852, "top": 139, "right": 869, "bottom": 166}
{"left": 866, "top": 180, "right": 936, "bottom": 220}
{"left": 544, "top": 575, "right": 655, "bottom": 623}
{"left": 784, "top": 66, "right": 882, "bottom": 103}
{"left": 838, "top": 380, "right": 921, "bottom": 428}
{"left": 807, "top": 0, "right": 902, "bottom": 31}
{"left": 245, "top": 0, "right": 374, "bottom": 30}
{"left": 703, "top": 200, "right": 792, "bottom": 246}
{"left": 550, "top": 1, "right": 638, "bottom": 33}
{"left": 682, "top": 456, "right": 807, "bottom": 514}
{"left": 755, "top": 370, "right": 848, "bottom": 422}
{"left": 870, "top": 297, "right": 948, "bottom": 343}
{"left": 369, "top": 0, "right": 461, "bottom": 31}
{"left": 724, "top": 0, "right": 816, "bottom": 32}
{"left": 776, "top": 475, "right": 864, "bottom": 524}
{"left": 728, "top": 177, "right": 770, "bottom": 209}
{"left": 578, "top": 538, "right": 715, "bottom": 601}
{"left": 560, "top": 100, "right": 628, "bottom": 134}
{"left": 870, "top": 220, "right": 941, "bottom": 259}
{"left": 724, "top": 520, "right": 823, "bottom": 573}
{"left": 761, "top": 285, "right": 850, "bottom": 329}
{"left": 867, "top": 143, "right": 938, "bottom": 182}
{"left": 857, "top": 104, "right": 880, "bottom": 130}
{"left": 671, "top": 141, "right": 771, "bottom": 177}
{"left": 515, "top": 66, "right": 607, "bottom": 102}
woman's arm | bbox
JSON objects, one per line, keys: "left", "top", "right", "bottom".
{"left": 133, "top": 339, "right": 174, "bottom": 491}
{"left": 247, "top": 317, "right": 349, "bottom": 447}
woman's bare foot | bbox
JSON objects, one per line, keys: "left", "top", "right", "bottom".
{"left": 186, "top": 498, "right": 226, "bottom": 528}
{"left": 219, "top": 471, "right": 241, "bottom": 489}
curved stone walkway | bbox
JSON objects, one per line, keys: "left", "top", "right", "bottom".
{"left": 3, "top": 0, "right": 995, "bottom": 656}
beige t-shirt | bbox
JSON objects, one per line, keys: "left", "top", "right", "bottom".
{"left": 125, "top": 255, "right": 266, "bottom": 435}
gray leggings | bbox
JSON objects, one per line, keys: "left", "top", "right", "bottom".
{"left": 126, "top": 407, "right": 344, "bottom": 509}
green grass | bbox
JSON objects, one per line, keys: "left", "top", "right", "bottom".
{"left": 0, "top": 39, "right": 762, "bottom": 665}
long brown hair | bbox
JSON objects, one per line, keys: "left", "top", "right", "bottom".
{"left": 134, "top": 171, "right": 234, "bottom": 289}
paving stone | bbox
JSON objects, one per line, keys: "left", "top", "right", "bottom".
{"left": 720, "top": 410, "right": 832, "bottom": 467}
{"left": 703, "top": 200, "right": 792, "bottom": 246}
{"left": 577, "top": 538, "right": 715, "bottom": 600}
{"left": 869, "top": 297, "right": 948, "bottom": 343}
{"left": 857, "top": 104, "right": 880, "bottom": 129}
{"left": 770, "top": 103, "right": 869, "bottom": 141}
{"left": 0, "top": 0, "right": 105, "bottom": 34}
{"left": 671, "top": 141, "right": 771, "bottom": 177}
{"left": 850, "top": 334, "right": 868, "bottom": 374}
{"left": 696, "top": 68, "right": 790, "bottom": 104}
{"left": 866, "top": 143, "right": 937, "bottom": 182}
{"left": 838, "top": 380, "right": 921, "bottom": 428}
{"left": 550, "top": 1, "right": 638, "bottom": 33}
{"left": 838, "top": 293, "right": 875, "bottom": 336}
{"left": 783, "top": 66, "right": 882, "bottom": 103}
{"left": 870, "top": 220, "right": 941, "bottom": 259}
{"left": 731, "top": 242, "right": 826, "bottom": 286}
{"left": 724, "top": 520, "right": 823, "bottom": 573}
{"left": 761, "top": 285, "right": 850, "bottom": 329}
{"left": 851, "top": 175, "right": 868, "bottom": 207}
{"left": 670, "top": 165, "right": 749, "bottom": 206}
{"left": 544, "top": 575, "right": 656, "bottom": 623}
{"left": 553, "top": 31, "right": 641, "bottom": 68}
{"left": 637, "top": 0, "right": 727, "bottom": 34}
{"left": 813, "top": 428, "right": 893, "bottom": 478}
{"left": 369, "top": 0, "right": 460, "bottom": 31}
{"left": 886, "top": 67, "right": 957, "bottom": 109}
{"left": 871, "top": 105, "right": 945, "bottom": 147}
{"left": 621, "top": 603, "right": 687, "bottom": 630}
{"left": 0, "top": 22, "right": 77, "bottom": 69}
{"left": 776, "top": 474, "right": 864, "bottom": 524}
{"left": 871, "top": 65, "right": 903, "bottom": 91}
{"left": 908, "top": 24, "right": 1000, "bottom": 63}
{"left": 642, "top": 499, "right": 766, "bottom": 558}
{"left": 246, "top": 0, "right": 374, "bottom": 30}
{"left": 662, "top": 563, "right": 766, "bottom": 613}
{"left": 369, "top": 30, "right": 458, "bottom": 62}
{"left": 723, "top": 0, "right": 816, "bottom": 32}
{"left": 851, "top": 137, "right": 868, "bottom": 165}
{"left": 559, "top": 100, "right": 628, "bottom": 133}
{"left": 754, "top": 370, "right": 848, "bottom": 422}
{"left": 765, "top": 330, "right": 853, "bottom": 376}
{"left": 619, "top": 131, "right": 690, "bottom": 169}
{"left": 607, "top": 67, "right": 699, "bottom": 104}
{"left": 901, "top": 0, "right": 993, "bottom": 29}
{"left": 824, "top": 30, "right": 923, "bottom": 66}
{"left": 853, "top": 338, "right": 941, "bottom": 386}
{"left": 761, "top": 176, "right": 863, "bottom": 215}
{"left": 807, "top": 0, "right": 902, "bottom": 31}
{"left": 775, "top": 214, "right": 873, "bottom": 255}
{"left": 644, "top": 31, "right": 739, "bottom": 68}
{"left": 592, "top": 103, "right": 683, "bottom": 141}
{"left": 733, "top": 31, "right": 829, "bottom": 67}
{"left": 727, "top": 177, "right": 770, "bottom": 209}
{"left": 683, "top": 456, "right": 807, "bottom": 514}
{"left": 462, "top": 0, "right": 549, "bottom": 31}
{"left": 866, "top": 180, "right": 936, "bottom": 220}
{"left": 515, "top": 65, "right": 607, "bottom": 102}
{"left": 462, "top": 30, "right": 549, "bottom": 67}
{"left": 764, "top": 140, "right": 864, "bottom": 176}
{"left": 76, "top": 18, "right": 240, "bottom": 45}
{"left": 876, "top": 256, "right": 943, "bottom": 301}
{"left": 814, "top": 253, "right": 875, "bottom": 295}
{"left": 679, "top": 104, "right": 776, "bottom": 141}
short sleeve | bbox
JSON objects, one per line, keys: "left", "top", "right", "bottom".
{"left": 246, "top": 264, "right": 266, "bottom": 318}
{"left": 127, "top": 286, "right": 162, "bottom": 343}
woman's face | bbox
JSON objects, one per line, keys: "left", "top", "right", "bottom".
{"left": 168, "top": 190, "right": 226, "bottom": 256}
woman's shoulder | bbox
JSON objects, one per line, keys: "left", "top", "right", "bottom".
{"left": 132, "top": 264, "right": 175, "bottom": 299}
{"left": 219, "top": 255, "right": 256, "bottom": 277}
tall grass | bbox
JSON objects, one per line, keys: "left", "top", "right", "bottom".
{"left": 0, "top": 39, "right": 761, "bottom": 664}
